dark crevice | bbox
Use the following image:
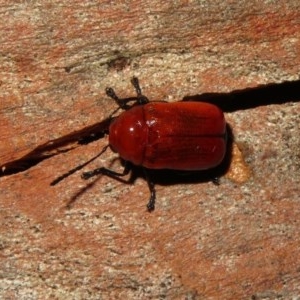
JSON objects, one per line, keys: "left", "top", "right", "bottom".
{"left": 0, "top": 118, "right": 111, "bottom": 177}
{"left": 182, "top": 79, "right": 300, "bottom": 111}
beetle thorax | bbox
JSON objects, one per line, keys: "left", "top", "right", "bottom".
{"left": 109, "top": 105, "right": 148, "bottom": 165}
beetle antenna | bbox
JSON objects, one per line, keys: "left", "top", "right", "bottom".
{"left": 131, "top": 77, "right": 142, "bottom": 97}
{"left": 131, "top": 76, "right": 149, "bottom": 105}
{"left": 105, "top": 77, "right": 149, "bottom": 111}
{"left": 105, "top": 87, "right": 120, "bottom": 103}
{"left": 50, "top": 145, "right": 109, "bottom": 186}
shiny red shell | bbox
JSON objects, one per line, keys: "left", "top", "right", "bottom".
{"left": 109, "top": 101, "right": 226, "bottom": 170}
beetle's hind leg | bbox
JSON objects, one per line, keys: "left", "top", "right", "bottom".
{"left": 143, "top": 168, "right": 156, "bottom": 212}
{"left": 82, "top": 163, "right": 157, "bottom": 212}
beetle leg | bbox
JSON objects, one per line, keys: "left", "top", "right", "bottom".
{"left": 81, "top": 162, "right": 131, "bottom": 180}
{"left": 51, "top": 145, "right": 110, "bottom": 185}
{"left": 212, "top": 177, "right": 220, "bottom": 185}
{"left": 82, "top": 164, "right": 156, "bottom": 212}
{"left": 143, "top": 169, "right": 156, "bottom": 212}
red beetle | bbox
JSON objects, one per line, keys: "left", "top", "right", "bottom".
{"left": 109, "top": 101, "right": 226, "bottom": 170}
{"left": 52, "top": 78, "right": 227, "bottom": 211}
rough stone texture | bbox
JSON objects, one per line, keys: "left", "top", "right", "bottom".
{"left": 0, "top": 1, "right": 300, "bottom": 299}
